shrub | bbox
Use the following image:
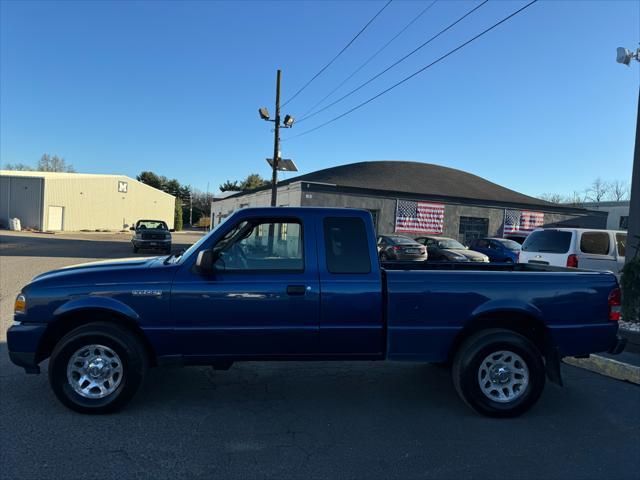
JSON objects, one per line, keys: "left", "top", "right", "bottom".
{"left": 621, "top": 256, "right": 640, "bottom": 323}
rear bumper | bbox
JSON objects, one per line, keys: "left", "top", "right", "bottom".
{"left": 7, "top": 323, "right": 47, "bottom": 374}
{"left": 608, "top": 335, "right": 627, "bottom": 355}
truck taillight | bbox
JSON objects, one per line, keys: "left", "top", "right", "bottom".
{"left": 608, "top": 288, "right": 621, "bottom": 321}
{"left": 566, "top": 254, "right": 579, "bottom": 268}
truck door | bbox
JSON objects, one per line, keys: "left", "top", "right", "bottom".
{"left": 317, "top": 214, "right": 384, "bottom": 357}
{"left": 171, "top": 214, "right": 320, "bottom": 357}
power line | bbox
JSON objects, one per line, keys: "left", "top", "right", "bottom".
{"left": 281, "top": 0, "right": 393, "bottom": 108}
{"left": 297, "top": 0, "right": 489, "bottom": 124}
{"left": 300, "top": 0, "right": 439, "bottom": 119}
{"left": 285, "top": 0, "right": 539, "bottom": 141}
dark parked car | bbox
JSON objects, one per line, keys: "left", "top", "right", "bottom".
{"left": 131, "top": 219, "right": 172, "bottom": 254}
{"left": 377, "top": 234, "right": 427, "bottom": 261}
{"left": 414, "top": 236, "right": 489, "bottom": 262}
{"left": 468, "top": 238, "right": 521, "bottom": 263}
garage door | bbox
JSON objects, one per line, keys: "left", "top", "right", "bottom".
{"left": 47, "top": 206, "right": 64, "bottom": 231}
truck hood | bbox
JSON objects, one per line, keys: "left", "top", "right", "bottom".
{"left": 31, "top": 257, "right": 160, "bottom": 282}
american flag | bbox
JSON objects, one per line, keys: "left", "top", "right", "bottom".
{"left": 395, "top": 200, "right": 445, "bottom": 234}
{"left": 503, "top": 210, "right": 544, "bottom": 234}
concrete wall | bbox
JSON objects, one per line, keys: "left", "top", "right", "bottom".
{"left": 582, "top": 202, "right": 630, "bottom": 230}
{"left": 0, "top": 175, "right": 44, "bottom": 229}
{"left": 209, "top": 183, "right": 607, "bottom": 243}
{"left": 211, "top": 183, "right": 302, "bottom": 227}
{"left": 301, "top": 190, "right": 607, "bottom": 241}
{"left": 42, "top": 175, "right": 175, "bottom": 231}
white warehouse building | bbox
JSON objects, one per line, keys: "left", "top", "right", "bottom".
{"left": 0, "top": 171, "right": 175, "bottom": 232}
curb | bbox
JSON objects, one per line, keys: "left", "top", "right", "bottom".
{"left": 563, "top": 355, "right": 640, "bottom": 385}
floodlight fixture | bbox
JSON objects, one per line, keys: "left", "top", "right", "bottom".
{"left": 259, "top": 107, "right": 270, "bottom": 120}
{"left": 283, "top": 114, "right": 295, "bottom": 127}
{"left": 616, "top": 47, "right": 639, "bottom": 66}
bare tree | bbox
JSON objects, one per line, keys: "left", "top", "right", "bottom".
{"left": 608, "top": 180, "right": 630, "bottom": 201}
{"left": 3, "top": 163, "right": 34, "bottom": 171}
{"left": 37, "top": 154, "right": 75, "bottom": 172}
{"left": 538, "top": 193, "right": 565, "bottom": 204}
{"left": 585, "top": 177, "right": 610, "bottom": 202}
{"left": 566, "top": 190, "right": 585, "bottom": 207}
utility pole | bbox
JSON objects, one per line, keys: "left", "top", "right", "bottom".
{"left": 271, "top": 70, "right": 282, "bottom": 207}
{"left": 259, "top": 70, "right": 296, "bottom": 208}
{"left": 616, "top": 46, "right": 640, "bottom": 262}
{"left": 189, "top": 189, "right": 193, "bottom": 227}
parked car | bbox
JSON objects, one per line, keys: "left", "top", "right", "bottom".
{"left": 8, "top": 207, "right": 625, "bottom": 417}
{"left": 414, "top": 236, "right": 489, "bottom": 262}
{"left": 131, "top": 219, "right": 172, "bottom": 254}
{"left": 519, "top": 228, "right": 626, "bottom": 275}
{"left": 468, "top": 238, "right": 521, "bottom": 263}
{"left": 377, "top": 234, "right": 427, "bottom": 261}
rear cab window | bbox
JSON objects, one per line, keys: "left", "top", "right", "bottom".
{"left": 324, "top": 217, "right": 371, "bottom": 274}
{"left": 521, "top": 230, "right": 572, "bottom": 254}
{"left": 580, "top": 232, "right": 610, "bottom": 255}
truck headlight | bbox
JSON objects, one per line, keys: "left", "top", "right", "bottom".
{"left": 15, "top": 294, "right": 26, "bottom": 314}
{"left": 165, "top": 233, "right": 171, "bottom": 239}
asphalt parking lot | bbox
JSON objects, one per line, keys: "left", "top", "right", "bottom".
{"left": 1, "top": 231, "right": 639, "bottom": 480}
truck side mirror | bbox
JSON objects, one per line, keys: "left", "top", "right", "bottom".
{"left": 195, "top": 249, "right": 215, "bottom": 274}
{"left": 130, "top": 226, "right": 135, "bottom": 231}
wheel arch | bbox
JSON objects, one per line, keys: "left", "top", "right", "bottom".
{"left": 37, "top": 308, "right": 157, "bottom": 367}
{"left": 448, "top": 309, "right": 562, "bottom": 385}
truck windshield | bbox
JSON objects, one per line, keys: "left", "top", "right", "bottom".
{"left": 168, "top": 216, "right": 232, "bottom": 263}
{"left": 522, "top": 230, "right": 572, "bottom": 253}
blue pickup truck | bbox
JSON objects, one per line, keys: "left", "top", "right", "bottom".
{"left": 8, "top": 207, "right": 626, "bottom": 417}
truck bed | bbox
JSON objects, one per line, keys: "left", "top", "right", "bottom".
{"left": 381, "top": 262, "right": 619, "bottom": 362}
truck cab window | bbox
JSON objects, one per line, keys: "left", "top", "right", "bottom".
{"left": 324, "top": 217, "right": 371, "bottom": 274}
{"left": 214, "top": 220, "right": 303, "bottom": 271}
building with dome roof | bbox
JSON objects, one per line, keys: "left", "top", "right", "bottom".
{"left": 211, "top": 161, "right": 605, "bottom": 243}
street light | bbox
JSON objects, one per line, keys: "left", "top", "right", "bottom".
{"left": 616, "top": 47, "right": 640, "bottom": 66}
{"left": 259, "top": 69, "right": 296, "bottom": 207}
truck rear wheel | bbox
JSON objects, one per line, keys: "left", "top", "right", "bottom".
{"left": 48, "top": 322, "right": 147, "bottom": 414}
{"left": 452, "top": 329, "right": 545, "bottom": 418}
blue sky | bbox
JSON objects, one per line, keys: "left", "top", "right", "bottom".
{"left": 1, "top": 0, "right": 638, "bottom": 196}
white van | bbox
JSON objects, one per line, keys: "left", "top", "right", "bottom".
{"left": 518, "top": 228, "right": 627, "bottom": 276}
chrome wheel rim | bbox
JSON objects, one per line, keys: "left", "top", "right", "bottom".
{"left": 66, "top": 344, "right": 123, "bottom": 399}
{"left": 477, "top": 350, "right": 529, "bottom": 403}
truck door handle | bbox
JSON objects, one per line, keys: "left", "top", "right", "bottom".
{"left": 286, "top": 285, "right": 308, "bottom": 296}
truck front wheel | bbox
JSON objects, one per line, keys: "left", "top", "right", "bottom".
{"left": 452, "top": 329, "right": 545, "bottom": 418}
{"left": 48, "top": 322, "right": 147, "bottom": 414}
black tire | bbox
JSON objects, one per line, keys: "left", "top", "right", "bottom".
{"left": 452, "top": 329, "right": 545, "bottom": 418}
{"left": 380, "top": 252, "right": 388, "bottom": 262}
{"left": 48, "top": 322, "right": 147, "bottom": 414}
{"left": 165, "top": 246, "right": 172, "bottom": 254}
{"left": 133, "top": 246, "right": 139, "bottom": 253}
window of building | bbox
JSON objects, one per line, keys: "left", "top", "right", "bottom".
{"left": 616, "top": 233, "right": 627, "bottom": 257}
{"left": 580, "top": 232, "right": 610, "bottom": 255}
{"left": 459, "top": 216, "right": 489, "bottom": 246}
{"left": 619, "top": 216, "right": 629, "bottom": 230}
{"left": 214, "top": 220, "right": 303, "bottom": 272}
{"left": 324, "top": 217, "right": 371, "bottom": 274}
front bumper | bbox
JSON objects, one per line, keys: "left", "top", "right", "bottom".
{"left": 608, "top": 335, "right": 627, "bottom": 355}
{"left": 7, "top": 323, "right": 48, "bottom": 374}
{"left": 132, "top": 239, "right": 171, "bottom": 249}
